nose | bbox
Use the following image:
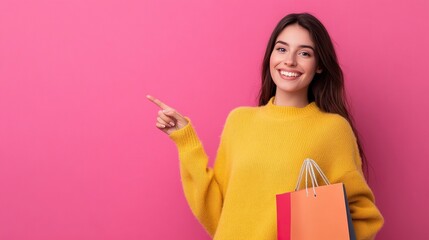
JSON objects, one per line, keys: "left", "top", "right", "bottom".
{"left": 283, "top": 53, "right": 297, "bottom": 67}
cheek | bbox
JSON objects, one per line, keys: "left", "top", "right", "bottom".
{"left": 269, "top": 54, "right": 278, "bottom": 69}
{"left": 302, "top": 60, "right": 318, "bottom": 72}
{"left": 269, "top": 55, "right": 278, "bottom": 79}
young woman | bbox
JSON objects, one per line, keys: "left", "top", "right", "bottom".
{"left": 147, "top": 13, "right": 384, "bottom": 240}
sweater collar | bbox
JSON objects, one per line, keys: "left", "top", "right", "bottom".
{"left": 263, "top": 96, "right": 320, "bottom": 119}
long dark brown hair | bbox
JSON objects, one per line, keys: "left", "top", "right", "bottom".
{"left": 258, "top": 13, "right": 368, "bottom": 175}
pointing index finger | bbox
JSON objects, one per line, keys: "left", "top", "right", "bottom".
{"left": 146, "top": 95, "right": 171, "bottom": 110}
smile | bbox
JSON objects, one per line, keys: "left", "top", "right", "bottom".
{"left": 280, "top": 70, "right": 302, "bottom": 77}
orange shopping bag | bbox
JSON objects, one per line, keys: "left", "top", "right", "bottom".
{"left": 276, "top": 158, "right": 356, "bottom": 240}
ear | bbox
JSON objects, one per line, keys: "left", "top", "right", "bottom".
{"left": 316, "top": 67, "right": 323, "bottom": 74}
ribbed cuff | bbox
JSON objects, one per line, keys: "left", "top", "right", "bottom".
{"left": 168, "top": 116, "right": 202, "bottom": 150}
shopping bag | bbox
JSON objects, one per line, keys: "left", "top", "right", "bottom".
{"left": 276, "top": 158, "right": 356, "bottom": 240}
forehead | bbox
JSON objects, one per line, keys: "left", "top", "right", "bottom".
{"left": 275, "top": 24, "right": 315, "bottom": 48}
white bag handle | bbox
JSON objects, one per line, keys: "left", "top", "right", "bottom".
{"left": 294, "top": 158, "right": 330, "bottom": 197}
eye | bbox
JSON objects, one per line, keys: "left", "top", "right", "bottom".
{"left": 276, "top": 47, "right": 286, "bottom": 53}
{"left": 299, "top": 51, "right": 311, "bottom": 57}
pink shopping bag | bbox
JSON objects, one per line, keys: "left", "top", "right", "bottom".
{"left": 276, "top": 158, "right": 356, "bottom": 240}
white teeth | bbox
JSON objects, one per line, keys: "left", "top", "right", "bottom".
{"left": 280, "top": 70, "right": 301, "bottom": 77}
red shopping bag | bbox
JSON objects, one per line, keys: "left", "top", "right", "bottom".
{"left": 276, "top": 158, "right": 356, "bottom": 240}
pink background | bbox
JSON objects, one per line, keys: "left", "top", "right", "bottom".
{"left": 0, "top": 0, "right": 428, "bottom": 239}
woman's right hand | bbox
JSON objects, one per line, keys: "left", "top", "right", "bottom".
{"left": 146, "top": 94, "right": 189, "bottom": 135}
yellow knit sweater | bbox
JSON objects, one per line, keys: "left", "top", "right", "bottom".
{"left": 169, "top": 96, "right": 384, "bottom": 240}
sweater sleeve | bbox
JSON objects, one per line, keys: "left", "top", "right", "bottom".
{"left": 326, "top": 117, "right": 384, "bottom": 240}
{"left": 168, "top": 115, "right": 231, "bottom": 237}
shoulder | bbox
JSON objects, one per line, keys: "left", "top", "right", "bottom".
{"left": 219, "top": 105, "right": 259, "bottom": 131}
{"left": 228, "top": 105, "right": 255, "bottom": 116}
{"left": 224, "top": 105, "right": 259, "bottom": 122}
{"left": 308, "top": 111, "right": 357, "bottom": 145}
{"left": 321, "top": 112, "right": 358, "bottom": 145}
{"left": 318, "top": 111, "right": 354, "bottom": 131}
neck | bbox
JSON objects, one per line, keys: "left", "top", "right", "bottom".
{"left": 274, "top": 91, "right": 309, "bottom": 108}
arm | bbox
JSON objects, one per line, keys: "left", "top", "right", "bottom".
{"left": 168, "top": 115, "right": 231, "bottom": 237}
{"left": 146, "top": 94, "right": 232, "bottom": 236}
{"left": 326, "top": 118, "right": 384, "bottom": 240}
{"left": 338, "top": 170, "right": 384, "bottom": 240}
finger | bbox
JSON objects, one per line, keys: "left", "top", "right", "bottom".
{"left": 157, "top": 116, "right": 174, "bottom": 127}
{"left": 156, "top": 122, "right": 166, "bottom": 129}
{"left": 146, "top": 95, "right": 171, "bottom": 110}
{"left": 163, "top": 109, "right": 185, "bottom": 121}
{"left": 158, "top": 110, "right": 176, "bottom": 126}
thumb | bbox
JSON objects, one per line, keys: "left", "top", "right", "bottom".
{"left": 164, "top": 109, "right": 187, "bottom": 123}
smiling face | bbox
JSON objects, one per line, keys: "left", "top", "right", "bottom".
{"left": 269, "top": 23, "right": 322, "bottom": 105}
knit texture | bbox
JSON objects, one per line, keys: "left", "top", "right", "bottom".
{"left": 169, "top": 96, "right": 384, "bottom": 240}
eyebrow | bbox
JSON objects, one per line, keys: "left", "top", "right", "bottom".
{"left": 275, "top": 40, "right": 315, "bottom": 51}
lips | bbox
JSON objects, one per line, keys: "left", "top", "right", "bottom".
{"left": 278, "top": 69, "right": 302, "bottom": 80}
